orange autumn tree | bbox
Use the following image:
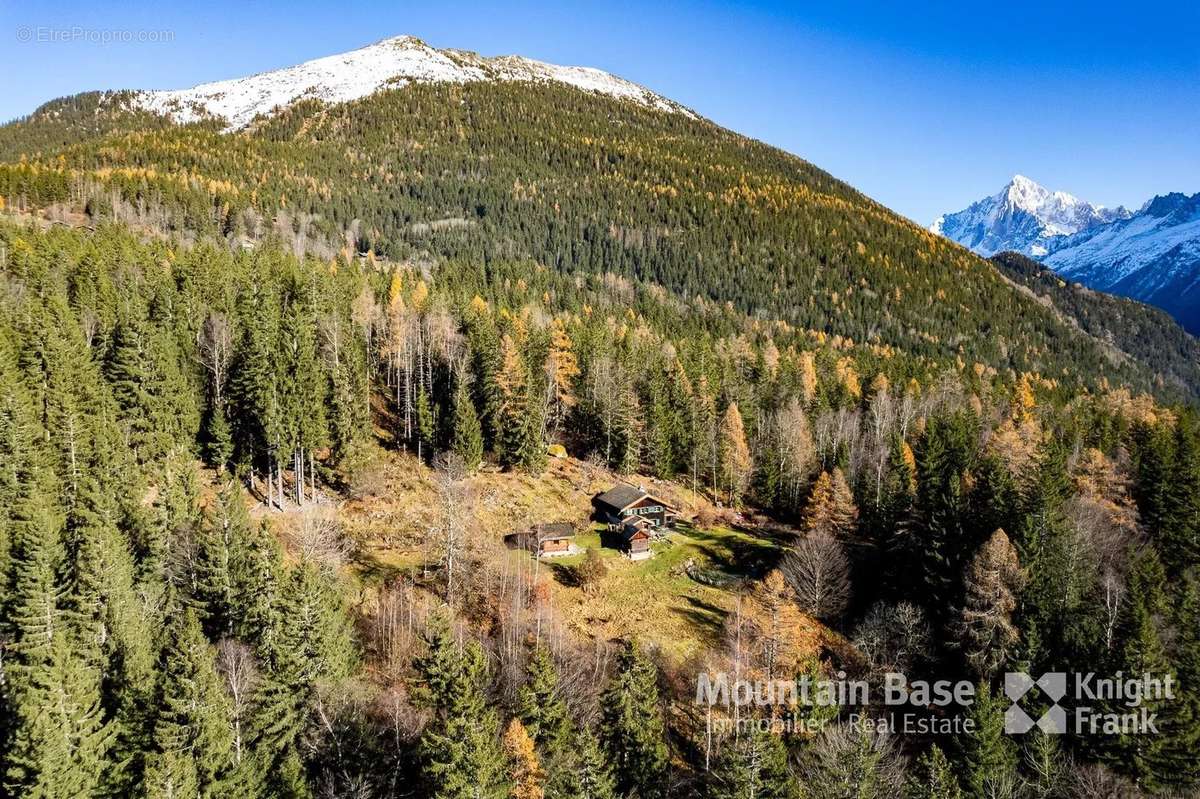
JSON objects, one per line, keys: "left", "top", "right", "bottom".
{"left": 718, "top": 402, "right": 752, "bottom": 505}
{"left": 503, "top": 718, "right": 545, "bottom": 799}
{"left": 802, "top": 469, "right": 859, "bottom": 540}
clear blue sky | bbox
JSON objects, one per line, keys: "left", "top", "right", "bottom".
{"left": 3, "top": 0, "right": 1198, "bottom": 224}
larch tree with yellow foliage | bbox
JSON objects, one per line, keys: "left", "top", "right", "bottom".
{"left": 544, "top": 318, "right": 580, "bottom": 436}
{"left": 718, "top": 402, "right": 752, "bottom": 505}
{"left": 503, "top": 719, "right": 545, "bottom": 799}
{"left": 801, "top": 469, "right": 858, "bottom": 540}
{"left": 496, "top": 334, "right": 530, "bottom": 469}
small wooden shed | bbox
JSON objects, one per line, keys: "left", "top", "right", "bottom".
{"left": 619, "top": 516, "right": 653, "bottom": 560}
{"left": 535, "top": 522, "right": 579, "bottom": 558}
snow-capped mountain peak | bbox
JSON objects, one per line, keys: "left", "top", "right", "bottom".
{"left": 1004, "top": 174, "right": 1054, "bottom": 212}
{"left": 933, "top": 176, "right": 1200, "bottom": 334}
{"left": 930, "top": 175, "right": 1129, "bottom": 258}
{"left": 130, "top": 35, "right": 696, "bottom": 130}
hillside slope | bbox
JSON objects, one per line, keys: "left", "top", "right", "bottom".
{"left": 991, "top": 251, "right": 1200, "bottom": 395}
{"left": 0, "top": 43, "right": 1193, "bottom": 399}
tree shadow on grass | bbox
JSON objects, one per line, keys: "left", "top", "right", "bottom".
{"left": 548, "top": 561, "right": 582, "bottom": 588}
{"left": 348, "top": 546, "right": 429, "bottom": 588}
{"left": 676, "top": 522, "right": 785, "bottom": 579}
{"left": 672, "top": 594, "right": 729, "bottom": 643}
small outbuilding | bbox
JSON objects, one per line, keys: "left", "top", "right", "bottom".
{"left": 534, "top": 522, "right": 579, "bottom": 559}
{"left": 505, "top": 521, "right": 581, "bottom": 558}
{"left": 619, "top": 516, "right": 654, "bottom": 561}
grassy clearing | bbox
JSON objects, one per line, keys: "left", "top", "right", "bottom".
{"left": 336, "top": 443, "right": 796, "bottom": 661}
{"left": 543, "top": 522, "right": 785, "bottom": 661}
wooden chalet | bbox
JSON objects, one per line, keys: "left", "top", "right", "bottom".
{"left": 593, "top": 484, "right": 677, "bottom": 559}
{"left": 618, "top": 516, "right": 653, "bottom": 560}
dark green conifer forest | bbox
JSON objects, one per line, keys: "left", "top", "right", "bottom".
{"left": 1, "top": 74, "right": 1199, "bottom": 798}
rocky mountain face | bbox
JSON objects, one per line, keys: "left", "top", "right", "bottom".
{"left": 931, "top": 174, "right": 1129, "bottom": 258}
{"left": 934, "top": 176, "right": 1199, "bottom": 334}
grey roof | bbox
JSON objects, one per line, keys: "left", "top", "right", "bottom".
{"left": 536, "top": 522, "right": 576, "bottom": 540}
{"left": 594, "top": 484, "right": 649, "bottom": 512}
{"left": 621, "top": 519, "right": 651, "bottom": 542}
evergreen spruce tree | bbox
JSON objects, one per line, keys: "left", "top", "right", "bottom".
{"left": 416, "top": 388, "right": 436, "bottom": 462}
{"left": 909, "top": 412, "right": 977, "bottom": 635}
{"left": 905, "top": 745, "right": 963, "bottom": 799}
{"left": 518, "top": 380, "right": 548, "bottom": 474}
{"left": 609, "top": 381, "right": 642, "bottom": 475}
{"left": 1104, "top": 548, "right": 1187, "bottom": 790}
{"left": 196, "top": 482, "right": 254, "bottom": 639}
{"left": 143, "top": 605, "right": 235, "bottom": 798}
{"left": 645, "top": 373, "right": 676, "bottom": 480}
{"left": 203, "top": 403, "right": 234, "bottom": 471}
{"left": 252, "top": 562, "right": 354, "bottom": 796}
{"left": 3, "top": 460, "right": 112, "bottom": 797}
{"left": 1170, "top": 573, "right": 1200, "bottom": 789}
{"left": 414, "top": 615, "right": 509, "bottom": 799}
{"left": 451, "top": 376, "right": 485, "bottom": 472}
{"left": 554, "top": 726, "right": 617, "bottom": 799}
{"left": 496, "top": 334, "right": 535, "bottom": 470}
{"left": 600, "top": 640, "right": 668, "bottom": 799}
{"left": 1014, "top": 439, "right": 1081, "bottom": 666}
{"left": 706, "top": 723, "right": 795, "bottom": 799}
{"left": 956, "top": 684, "right": 1017, "bottom": 799}
{"left": 518, "top": 646, "right": 573, "bottom": 750}
{"left": 234, "top": 523, "right": 285, "bottom": 663}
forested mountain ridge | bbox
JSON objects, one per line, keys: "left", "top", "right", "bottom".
{"left": 1, "top": 76, "right": 1195, "bottom": 400}
{"left": 3, "top": 39, "right": 1200, "bottom": 798}
{"left": 991, "top": 251, "right": 1200, "bottom": 393}
{"left": 2, "top": 210, "right": 1199, "bottom": 798}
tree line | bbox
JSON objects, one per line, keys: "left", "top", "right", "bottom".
{"left": 2, "top": 218, "right": 1200, "bottom": 797}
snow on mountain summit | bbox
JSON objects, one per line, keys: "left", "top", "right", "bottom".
{"left": 930, "top": 175, "right": 1130, "bottom": 258}
{"left": 933, "top": 176, "right": 1200, "bottom": 334}
{"left": 131, "top": 35, "right": 695, "bottom": 130}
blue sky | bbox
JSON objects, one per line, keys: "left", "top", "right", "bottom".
{"left": 3, "top": 0, "right": 1198, "bottom": 224}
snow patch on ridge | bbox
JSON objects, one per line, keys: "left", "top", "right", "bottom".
{"left": 131, "top": 35, "right": 695, "bottom": 130}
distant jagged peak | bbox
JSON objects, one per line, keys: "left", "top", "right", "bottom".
{"left": 931, "top": 174, "right": 1131, "bottom": 257}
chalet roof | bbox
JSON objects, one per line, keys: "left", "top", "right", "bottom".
{"left": 621, "top": 521, "right": 651, "bottom": 542}
{"left": 595, "top": 484, "right": 647, "bottom": 511}
{"left": 596, "top": 483, "right": 677, "bottom": 513}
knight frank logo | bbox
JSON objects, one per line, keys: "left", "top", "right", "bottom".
{"left": 1004, "top": 671, "right": 1175, "bottom": 735}
{"left": 1004, "top": 672, "right": 1067, "bottom": 734}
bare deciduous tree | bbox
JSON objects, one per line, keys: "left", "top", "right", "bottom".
{"left": 288, "top": 504, "right": 352, "bottom": 570}
{"left": 432, "top": 453, "right": 470, "bottom": 604}
{"left": 1066, "top": 761, "right": 1144, "bottom": 799}
{"left": 215, "top": 639, "right": 258, "bottom": 767}
{"left": 780, "top": 533, "right": 852, "bottom": 622}
{"left": 774, "top": 398, "right": 816, "bottom": 509}
{"left": 198, "top": 311, "right": 234, "bottom": 407}
{"left": 798, "top": 723, "right": 905, "bottom": 799}
{"left": 852, "top": 601, "right": 931, "bottom": 681}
